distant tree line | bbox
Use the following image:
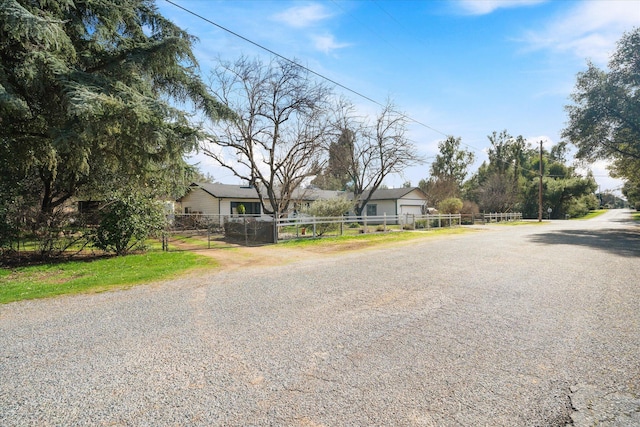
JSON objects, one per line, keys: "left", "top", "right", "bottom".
{"left": 417, "top": 132, "right": 598, "bottom": 219}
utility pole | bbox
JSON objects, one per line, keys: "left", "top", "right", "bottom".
{"left": 538, "top": 140, "right": 543, "bottom": 222}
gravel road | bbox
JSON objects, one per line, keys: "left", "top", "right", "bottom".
{"left": 1, "top": 210, "right": 639, "bottom": 426}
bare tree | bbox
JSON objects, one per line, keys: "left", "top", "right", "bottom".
{"left": 203, "top": 56, "right": 333, "bottom": 217}
{"left": 331, "top": 100, "right": 425, "bottom": 216}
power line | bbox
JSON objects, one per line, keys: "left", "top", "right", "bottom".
{"left": 164, "top": 0, "right": 449, "bottom": 138}
{"left": 165, "top": 2, "right": 379, "bottom": 108}
{"left": 164, "top": 0, "right": 608, "bottom": 183}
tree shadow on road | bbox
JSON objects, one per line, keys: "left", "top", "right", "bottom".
{"left": 529, "top": 228, "right": 640, "bottom": 258}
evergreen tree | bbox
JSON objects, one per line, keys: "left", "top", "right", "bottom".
{"left": 0, "top": 0, "right": 231, "bottom": 221}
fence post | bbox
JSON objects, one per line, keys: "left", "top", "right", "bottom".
{"left": 383, "top": 213, "right": 387, "bottom": 232}
{"left": 313, "top": 216, "right": 317, "bottom": 237}
{"left": 340, "top": 219, "right": 344, "bottom": 236}
{"left": 273, "top": 217, "right": 278, "bottom": 244}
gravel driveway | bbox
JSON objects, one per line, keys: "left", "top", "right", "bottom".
{"left": 1, "top": 210, "right": 639, "bottom": 426}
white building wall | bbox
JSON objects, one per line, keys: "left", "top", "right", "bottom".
{"left": 368, "top": 200, "right": 397, "bottom": 216}
{"left": 178, "top": 188, "right": 220, "bottom": 214}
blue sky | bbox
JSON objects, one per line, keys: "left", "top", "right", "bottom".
{"left": 158, "top": 0, "right": 640, "bottom": 194}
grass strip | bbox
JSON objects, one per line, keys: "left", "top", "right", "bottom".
{"left": 0, "top": 252, "right": 217, "bottom": 304}
{"left": 279, "top": 227, "right": 471, "bottom": 249}
{"left": 573, "top": 209, "right": 607, "bottom": 220}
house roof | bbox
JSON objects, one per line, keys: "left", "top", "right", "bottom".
{"left": 187, "top": 182, "right": 426, "bottom": 202}
{"left": 354, "top": 187, "right": 427, "bottom": 201}
{"left": 192, "top": 182, "right": 260, "bottom": 199}
{"left": 189, "top": 183, "right": 345, "bottom": 201}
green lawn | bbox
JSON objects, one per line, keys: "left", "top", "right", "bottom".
{"left": 572, "top": 209, "right": 607, "bottom": 220}
{"left": 0, "top": 251, "right": 216, "bottom": 304}
{"left": 632, "top": 212, "right": 640, "bottom": 221}
{"left": 279, "top": 226, "right": 471, "bottom": 248}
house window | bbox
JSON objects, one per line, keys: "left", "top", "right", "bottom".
{"left": 184, "top": 207, "right": 191, "bottom": 214}
{"left": 366, "top": 204, "right": 377, "bottom": 216}
{"left": 231, "top": 201, "right": 261, "bottom": 215}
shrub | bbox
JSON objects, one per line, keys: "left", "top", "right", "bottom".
{"left": 437, "top": 197, "right": 463, "bottom": 214}
{"left": 460, "top": 200, "right": 480, "bottom": 215}
{"left": 583, "top": 194, "right": 600, "bottom": 211}
{"left": 460, "top": 200, "right": 480, "bottom": 224}
{"left": 93, "top": 194, "right": 166, "bottom": 255}
{"left": 301, "top": 197, "right": 354, "bottom": 236}
{"left": 566, "top": 194, "right": 601, "bottom": 219}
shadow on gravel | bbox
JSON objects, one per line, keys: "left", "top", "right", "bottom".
{"left": 529, "top": 228, "right": 640, "bottom": 258}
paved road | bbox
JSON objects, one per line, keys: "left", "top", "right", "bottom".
{"left": 1, "top": 210, "right": 639, "bottom": 426}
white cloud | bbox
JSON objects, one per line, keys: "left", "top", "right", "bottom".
{"left": 576, "top": 160, "right": 625, "bottom": 194}
{"left": 521, "top": 1, "right": 640, "bottom": 64}
{"left": 312, "top": 34, "right": 351, "bottom": 54}
{"left": 272, "top": 3, "right": 333, "bottom": 28}
{"left": 457, "top": 0, "right": 546, "bottom": 15}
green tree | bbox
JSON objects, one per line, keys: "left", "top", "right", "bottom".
{"left": 563, "top": 28, "right": 640, "bottom": 186}
{"left": 93, "top": 192, "right": 166, "bottom": 256}
{"left": 429, "top": 136, "right": 475, "bottom": 188}
{"left": 421, "top": 135, "right": 474, "bottom": 207}
{"left": 520, "top": 149, "right": 597, "bottom": 218}
{"left": 0, "top": 0, "right": 230, "bottom": 222}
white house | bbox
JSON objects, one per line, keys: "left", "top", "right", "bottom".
{"left": 177, "top": 183, "right": 429, "bottom": 218}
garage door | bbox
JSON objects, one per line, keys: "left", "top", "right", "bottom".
{"left": 399, "top": 205, "right": 423, "bottom": 215}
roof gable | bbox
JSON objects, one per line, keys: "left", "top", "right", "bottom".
{"left": 355, "top": 187, "right": 427, "bottom": 201}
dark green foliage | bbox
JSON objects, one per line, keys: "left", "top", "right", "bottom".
{"left": 0, "top": 0, "right": 231, "bottom": 220}
{"left": 563, "top": 28, "right": 640, "bottom": 191}
{"left": 430, "top": 136, "right": 475, "bottom": 188}
{"left": 463, "top": 130, "right": 597, "bottom": 218}
{"left": 93, "top": 193, "right": 166, "bottom": 255}
{"left": 420, "top": 136, "right": 474, "bottom": 207}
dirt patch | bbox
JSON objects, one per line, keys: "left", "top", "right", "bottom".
{"left": 187, "top": 235, "right": 422, "bottom": 272}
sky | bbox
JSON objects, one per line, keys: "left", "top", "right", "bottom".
{"left": 157, "top": 0, "right": 640, "bottom": 194}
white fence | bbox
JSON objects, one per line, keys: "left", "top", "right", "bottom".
{"left": 165, "top": 212, "right": 522, "bottom": 245}
{"left": 275, "top": 213, "right": 462, "bottom": 241}
{"left": 483, "top": 212, "right": 522, "bottom": 222}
